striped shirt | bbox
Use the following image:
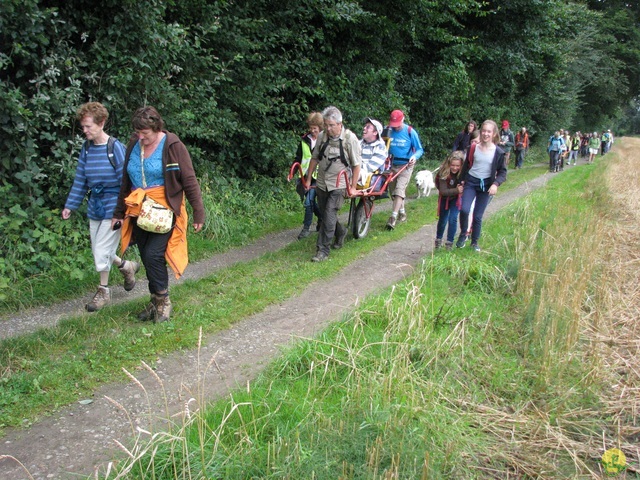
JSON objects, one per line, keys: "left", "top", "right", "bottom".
{"left": 64, "top": 138, "right": 125, "bottom": 220}
{"left": 360, "top": 138, "right": 388, "bottom": 175}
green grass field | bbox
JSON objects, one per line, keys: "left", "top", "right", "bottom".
{"left": 4, "top": 146, "right": 637, "bottom": 478}
{"left": 107, "top": 152, "right": 637, "bottom": 478}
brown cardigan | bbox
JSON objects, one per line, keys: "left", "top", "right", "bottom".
{"left": 114, "top": 131, "right": 206, "bottom": 224}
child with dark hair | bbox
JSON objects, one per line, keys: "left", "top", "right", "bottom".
{"left": 434, "top": 151, "right": 464, "bottom": 250}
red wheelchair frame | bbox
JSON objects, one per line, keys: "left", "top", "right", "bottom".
{"left": 288, "top": 158, "right": 408, "bottom": 239}
{"left": 338, "top": 161, "right": 408, "bottom": 239}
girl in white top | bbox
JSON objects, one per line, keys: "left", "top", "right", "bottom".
{"left": 456, "top": 119, "right": 507, "bottom": 251}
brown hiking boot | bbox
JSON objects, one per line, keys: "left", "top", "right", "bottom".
{"left": 153, "top": 294, "right": 172, "bottom": 323}
{"left": 86, "top": 286, "right": 110, "bottom": 312}
{"left": 397, "top": 212, "right": 407, "bottom": 222}
{"left": 386, "top": 216, "right": 396, "bottom": 230}
{"left": 137, "top": 297, "right": 156, "bottom": 321}
{"left": 119, "top": 260, "right": 140, "bottom": 291}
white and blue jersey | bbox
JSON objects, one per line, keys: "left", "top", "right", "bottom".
{"left": 65, "top": 138, "right": 125, "bottom": 220}
{"left": 388, "top": 125, "right": 424, "bottom": 166}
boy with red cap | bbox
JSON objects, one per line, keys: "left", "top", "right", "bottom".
{"left": 385, "top": 109, "right": 424, "bottom": 229}
{"left": 498, "top": 120, "right": 515, "bottom": 168}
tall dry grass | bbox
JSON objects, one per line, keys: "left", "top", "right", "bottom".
{"left": 514, "top": 191, "right": 605, "bottom": 387}
{"left": 467, "top": 140, "right": 640, "bottom": 477}
{"left": 592, "top": 139, "right": 640, "bottom": 472}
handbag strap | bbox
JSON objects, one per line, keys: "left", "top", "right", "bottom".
{"left": 140, "top": 143, "right": 147, "bottom": 188}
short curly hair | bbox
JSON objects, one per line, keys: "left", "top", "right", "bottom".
{"left": 76, "top": 102, "right": 109, "bottom": 125}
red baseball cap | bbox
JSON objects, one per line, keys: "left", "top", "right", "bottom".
{"left": 389, "top": 110, "right": 405, "bottom": 128}
{"left": 501, "top": 120, "right": 509, "bottom": 129}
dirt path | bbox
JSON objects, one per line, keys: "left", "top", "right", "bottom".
{"left": 0, "top": 170, "right": 554, "bottom": 480}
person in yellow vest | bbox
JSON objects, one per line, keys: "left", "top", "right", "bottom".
{"left": 293, "top": 112, "right": 324, "bottom": 239}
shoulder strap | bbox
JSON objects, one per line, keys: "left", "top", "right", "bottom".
{"left": 106, "top": 136, "right": 116, "bottom": 170}
{"left": 406, "top": 125, "right": 416, "bottom": 154}
{"left": 318, "top": 135, "right": 349, "bottom": 170}
{"left": 318, "top": 136, "right": 331, "bottom": 160}
{"left": 83, "top": 137, "right": 117, "bottom": 170}
{"left": 81, "top": 140, "right": 89, "bottom": 160}
{"left": 467, "top": 143, "right": 476, "bottom": 167}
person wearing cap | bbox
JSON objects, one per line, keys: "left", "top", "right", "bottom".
{"left": 385, "top": 109, "right": 424, "bottom": 230}
{"left": 305, "top": 106, "right": 361, "bottom": 262}
{"left": 293, "top": 111, "right": 324, "bottom": 240}
{"left": 498, "top": 120, "right": 515, "bottom": 168}
{"left": 358, "top": 117, "right": 388, "bottom": 186}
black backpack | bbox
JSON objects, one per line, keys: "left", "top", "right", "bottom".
{"left": 82, "top": 136, "right": 117, "bottom": 170}
{"left": 317, "top": 131, "right": 354, "bottom": 171}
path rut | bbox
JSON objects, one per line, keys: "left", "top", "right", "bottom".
{"left": 0, "top": 172, "right": 552, "bottom": 480}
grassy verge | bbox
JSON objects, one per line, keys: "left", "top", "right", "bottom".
{"left": 0, "top": 159, "right": 547, "bottom": 432}
{"left": 106, "top": 148, "right": 639, "bottom": 478}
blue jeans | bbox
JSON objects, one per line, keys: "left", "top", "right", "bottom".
{"left": 303, "top": 187, "right": 321, "bottom": 229}
{"left": 297, "top": 179, "right": 321, "bottom": 229}
{"left": 459, "top": 175, "right": 492, "bottom": 245}
{"left": 436, "top": 197, "right": 460, "bottom": 243}
{"left": 515, "top": 148, "right": 526, "bottom": 168}
{"left": 568, "top": 150, "right": 578, "bottom": 164}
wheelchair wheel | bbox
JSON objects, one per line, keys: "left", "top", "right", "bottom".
{"left": 352, "top": 197, "right": 373, "bottom": 239}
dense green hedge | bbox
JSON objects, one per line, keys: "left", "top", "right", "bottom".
{"left": 1, "top": 0, "right": 639, "bottom": 298}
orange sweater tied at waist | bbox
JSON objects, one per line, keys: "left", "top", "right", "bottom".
{"left": 120, "top": 186, "right": 189, "bottom": 279}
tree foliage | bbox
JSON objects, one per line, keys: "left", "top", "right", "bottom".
{"left": 1, "top": 0, "right": 638, "bottom": 285}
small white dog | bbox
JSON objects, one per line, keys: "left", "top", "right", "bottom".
{"left": 415, "top": 169, "right": 437, "bottom": 198}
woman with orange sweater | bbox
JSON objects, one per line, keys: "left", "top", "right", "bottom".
{"left": 113, "top": 107, "right": 205, "bottom": 323}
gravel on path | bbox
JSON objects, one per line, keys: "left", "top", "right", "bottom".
{"left": 0, "top": 174, "right": 551, "bottom": 480}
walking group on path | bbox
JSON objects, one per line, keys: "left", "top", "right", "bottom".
{"left": 292, "top": 108, "right": 512, "bottom": 258}
{"left": 63, "top": 99, "right": 613, "bottom": 326}
{"left": 7, "top": 100, "right": 605, "bottom": 479}
{"left": 547, "top": 128, "right": 614, "bottom": 172}
{"left": 1, "top": 156, "right": 556, "bottom": 480}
